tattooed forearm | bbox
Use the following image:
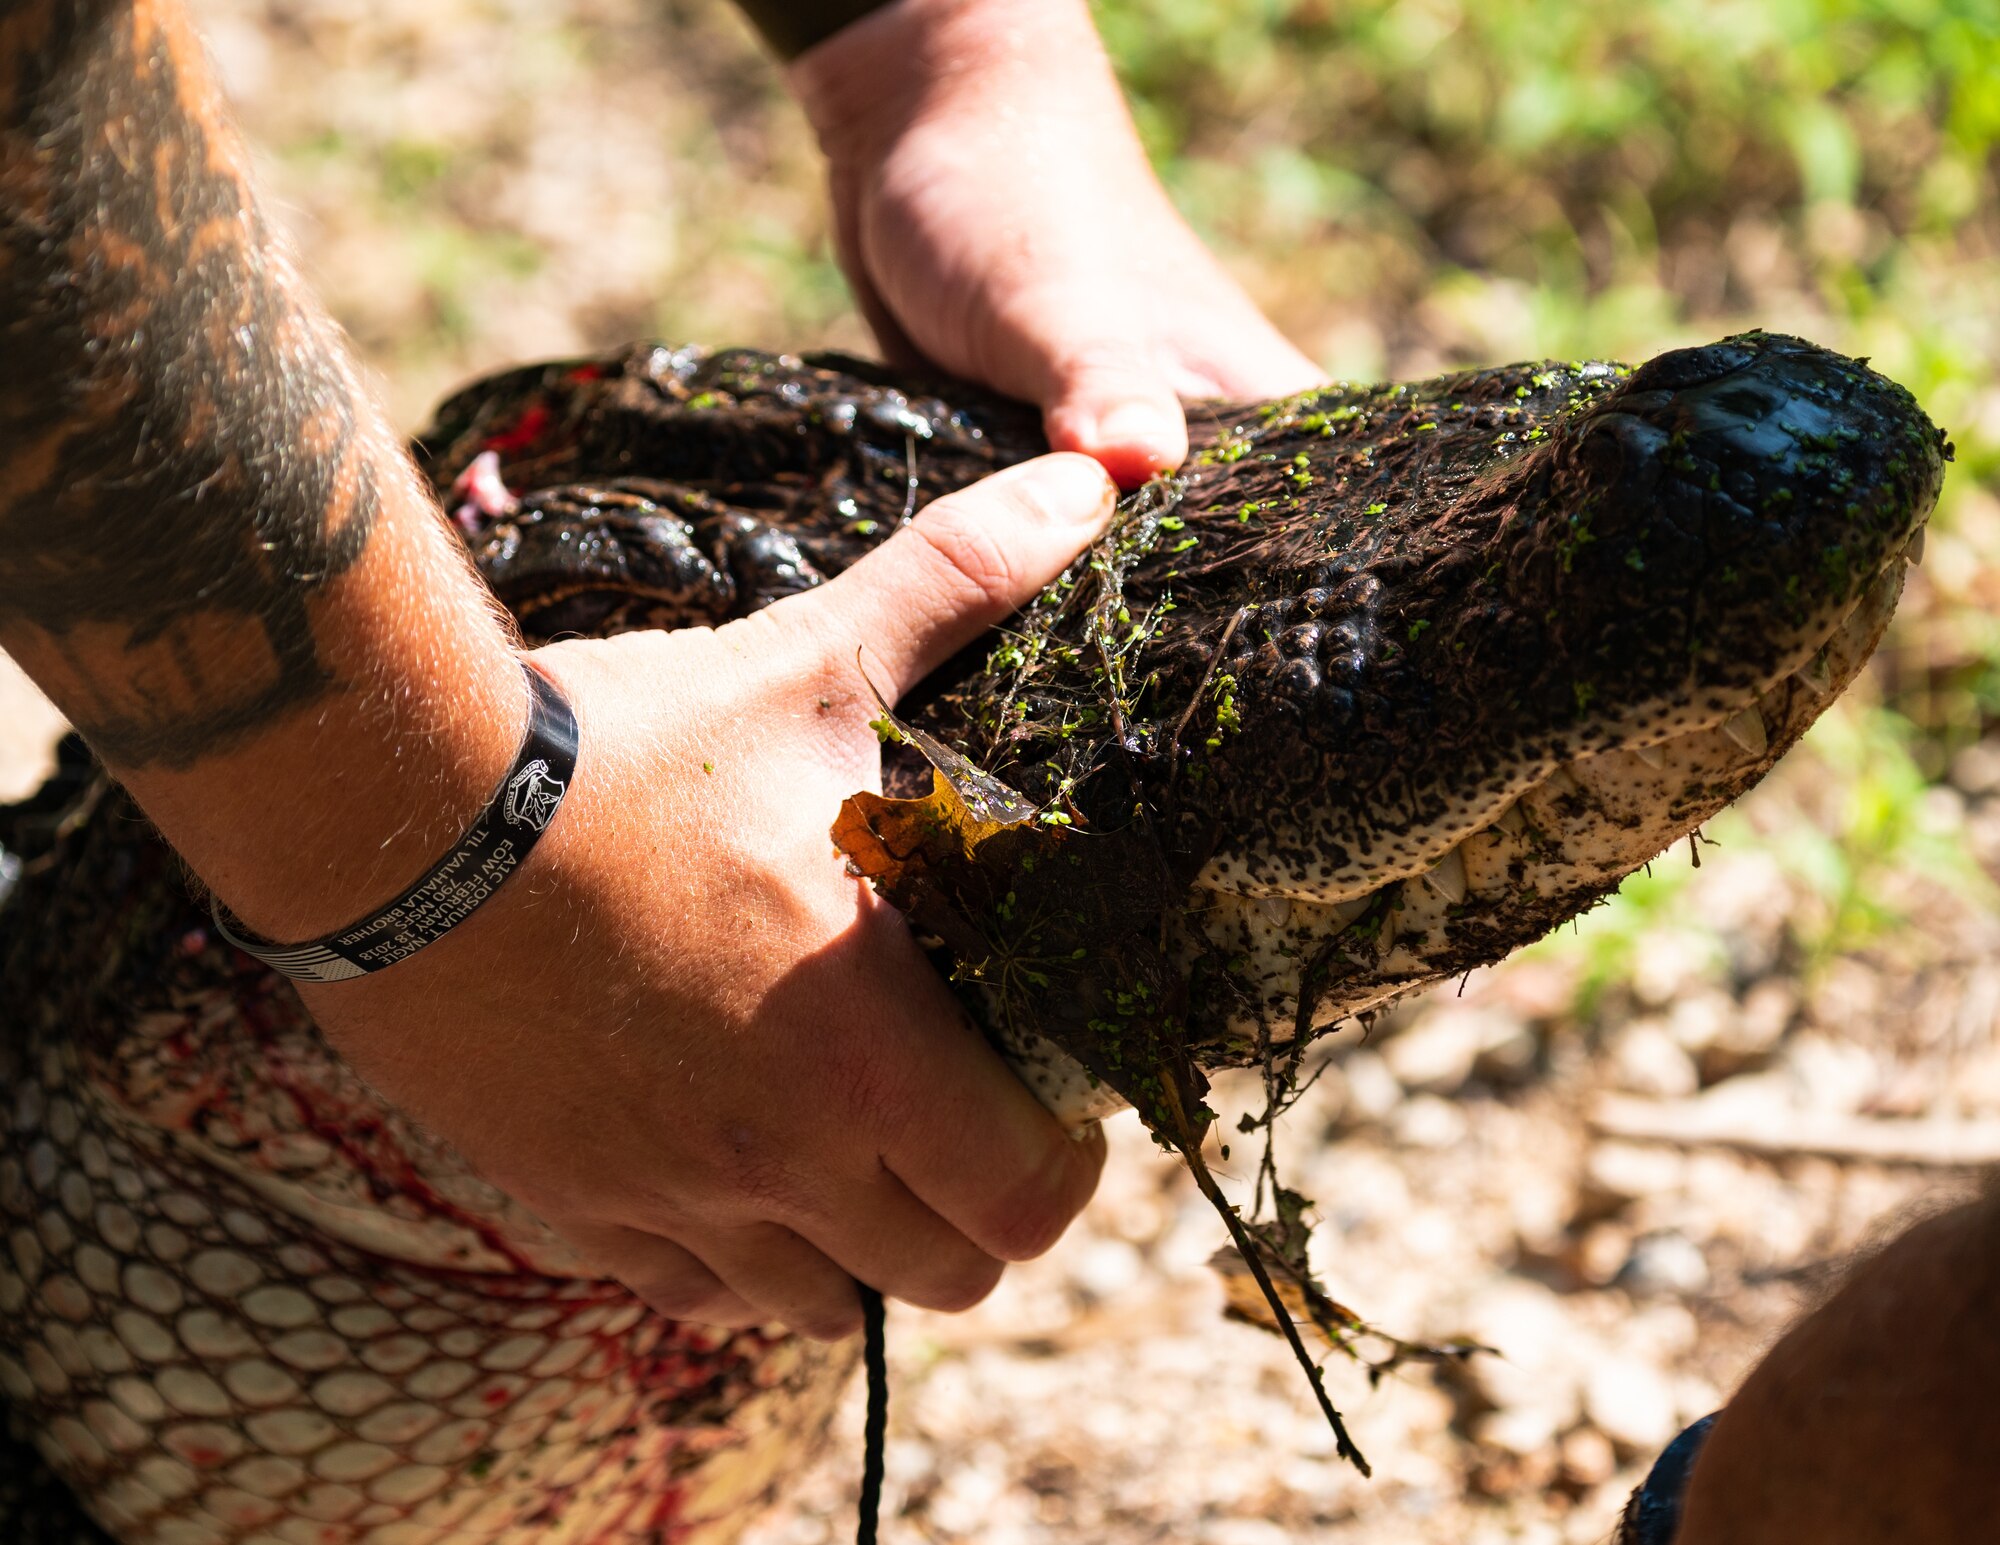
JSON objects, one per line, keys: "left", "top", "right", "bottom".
{"left": 0, "top": 0, "right": 392, "bottom": 768}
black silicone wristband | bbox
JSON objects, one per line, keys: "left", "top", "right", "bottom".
{"left": 734, "top": 0, "right": 897, "bottom": 59}
{"left": 211, "top": 662, "right": 578, "bottom": 984}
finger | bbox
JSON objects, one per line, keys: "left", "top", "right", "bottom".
{"left": 563, "top": 1221, "right": 766, "bottom": 1331}
{"left": 889, "top": 1087, "right": 1108, "bottom": 1263}
{"left": 834, "top": 912, "right": 1109, "bottom": 1261}
{"left": 974, "top": 286, "right": 1189, "bottom": 486}
{"left": 1167, "top": 305, "right": 1326, "bottom": 401}
{"left": 787, "top": 1165, "right": 1006, "bottom": 1315}
{"left": 823, "top": 166, "right": 930, "bottom": 372}
{"left": 700, "top": 1223, "right": 867, "bottom": 1343}
{"left": 1038, "top": 338, "right": 1191, "bottom": 489}
{"left": 784, "top": 452, "right": 1115, "bottom": 701}
{"left": 755, "top": 895, "right": 1108, "bottom": 1266}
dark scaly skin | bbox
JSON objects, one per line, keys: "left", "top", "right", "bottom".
{"left": 419, "top": 332, "right": 1946, "bottom": 1105}
{"left": 0, "top": 332, "right": 1947, "bottom": 1540}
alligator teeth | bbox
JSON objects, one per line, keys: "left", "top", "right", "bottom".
{"left": 1723, "top": 707, "right": 1769, "bottom": 756}
{"left": 1255, "top": 895, "right": 1293, "bottom": 927}
{"left": 1795, "top": 652, "right": 1833, "bottom": 696}
{"left": 1425, "top": 844, "right": 1468, "bottom": 905}
{"left": 1491, "top": 801, "right": 1527, "bottom": 838}
{"left": 1633, "top": 744, "right": 1666, "bottom": 770}
{"left": 1330, "top": 895, "right": 1374, "bottom": 926}
{"left": 1905, "top": 527, "right": 1926, "bottom": 565}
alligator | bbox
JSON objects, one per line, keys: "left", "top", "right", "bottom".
{"left": 0, "top": 331, "right": 1948, "bottom": 1541}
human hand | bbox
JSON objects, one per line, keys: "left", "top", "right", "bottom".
{"left": 788, "top": 0, "right": 1323, "bottom": 488}
{"left": 298, "top": 454, "right": 1116, "bottom": 1341}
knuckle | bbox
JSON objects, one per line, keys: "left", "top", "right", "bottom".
{"left": 914, "top": 1256, "right": 1004, "bottom": 1315}
{"left": 979, "top": 1142, "right": 1092, "bottom": 1262}
{"left": 979, "top": 1187, "right": 1072, "bottom": 1263}
{"left": 812, "top": 1035, "right": 915, "bottom": 1152}
{"left": 909, "top": 507, "right": 1026, "bottom": 618}
{"left": 627, "top": 1267, "right": 731, "bottom": 1326}
{"left": 794, "top": 1310, "right": 864, "bottom": 1344}
{"left": 638, "top": 1282, "right": 724, "bottom": 1324}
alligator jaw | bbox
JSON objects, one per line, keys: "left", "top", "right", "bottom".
{"left": 1003, "top": 485, "right": 1922, "bottom": 1127}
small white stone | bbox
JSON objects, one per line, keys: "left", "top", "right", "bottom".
{"left": 1392, "top": 1094, "right": 1469, "bottom": 1149}
{"left": 1340, "top": 1050, "right": 1404, "bottom": 1122}
{"left": 1585, "top": 1355, "right": 1678, "bottom": 1454}
{"left": 1610, "top": 1020, "right": 1699, "bottom": 1099}
{"left": 1069, "top": 1238, "right": 1145, "bottom": 1300}
{"left": 1620, "top": 1232, "right": 1711, "bottom": 1298}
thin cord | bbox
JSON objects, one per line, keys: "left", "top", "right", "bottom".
{"left": 857, "top": 1285, "right": 888, "bottom": 1545}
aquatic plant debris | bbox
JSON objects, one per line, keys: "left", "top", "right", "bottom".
{"left": 822, "top": 330, "right": 1946, "bottom": 1473}
{"left": 833, "top": 714, "right": 1377, "bottom": 1471}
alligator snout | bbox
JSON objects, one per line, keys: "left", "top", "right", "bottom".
{"left": 1532, "top": 332, "right": 1947, "bottom": 738}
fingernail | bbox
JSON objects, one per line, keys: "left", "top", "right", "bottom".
{"left": 993, "top": 453, "right": 1118, "bottom": 529}
{"left": 1096, "top": 402, "right": 1180, "bottom": 457}
{"left": 1081, "top": 402, "right": 1186, "bottom": 488}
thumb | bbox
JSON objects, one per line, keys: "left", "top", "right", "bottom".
{"left": 789, "top": 454, "right": 1116, "bottom": 703}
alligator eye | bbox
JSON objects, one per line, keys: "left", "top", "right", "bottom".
{"left": 1622, "top": 338, "right": 1760, "bottom": 393}
{"left": 1698, "top": 384, "right": 1782, "bottom": 424}
{"left": 1578, "top": 411, "right": 1670, "bottom": 477}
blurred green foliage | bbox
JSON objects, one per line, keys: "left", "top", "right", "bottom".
{"left": 1089, "top": 0, "right": 2000, "bottom": 1002}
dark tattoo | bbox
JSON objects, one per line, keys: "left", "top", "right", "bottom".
{"left": 0, "top": 0, "right": 384, "bottom": 767}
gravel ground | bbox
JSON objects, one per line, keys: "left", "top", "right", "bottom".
{"left": 6, "top": 2, "right": 1998, "bottom": 1541}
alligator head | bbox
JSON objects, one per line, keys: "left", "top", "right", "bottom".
{"left": 413, "top": 332, "right": 1947, "bottom": 1124}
